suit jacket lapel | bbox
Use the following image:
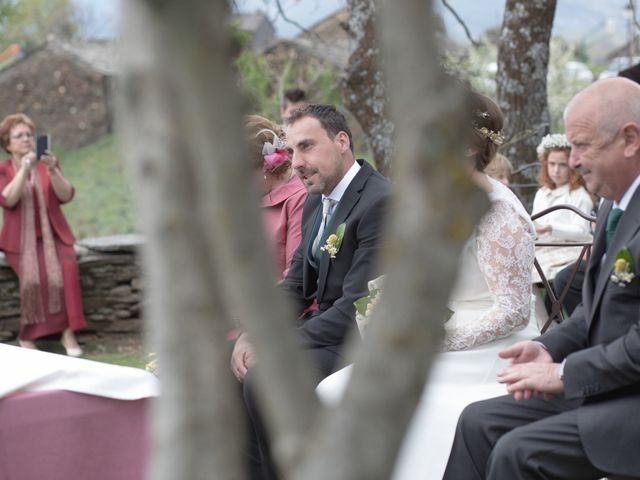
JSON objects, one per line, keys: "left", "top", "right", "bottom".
{"left": 590, "top": 191, "right": 640, "bottom": 324}
{"left": 316, "top": 160, "right": 374, "bottom": 301}
{"left": 583, "top": 201, "right": 609, "bottom": 318}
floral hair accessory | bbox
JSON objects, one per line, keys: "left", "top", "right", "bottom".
{"left": 257, "top": 128, "right": 289, "bottom": 172}
{"left": 472, "top": 111, "right": 504, "bottom": 146}
{"left": 536, "top": 133, "right": 571, "bottom": 156}
{"left": 610, "top": 247, "right": 636, "bottom": 287}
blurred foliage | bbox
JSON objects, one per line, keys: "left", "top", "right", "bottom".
{"left": 0, "top": 0, "right": 77, "bottom": 51}
{"left": 444, "top": 34, "right": 593, "bottom": 135}
{"left": 233, "top": 27, "right": 343, "bottom": 121}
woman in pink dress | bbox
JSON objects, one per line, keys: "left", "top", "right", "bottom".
{"left": 0, "top": 113, "right": 85, "bottom": 356}
{"left": 245, "top": 115, "right": 307, "bottom": 281}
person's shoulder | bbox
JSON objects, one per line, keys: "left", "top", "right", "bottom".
{"left": 570, "top": 185, "right": 592, "bottom": 199}
{"left": 357, "top": 160, "right": 390, "bottom": 192}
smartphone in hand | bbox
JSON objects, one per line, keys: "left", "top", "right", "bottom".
{"left": 36, "top": 135, "right": 50, "bottom": 160}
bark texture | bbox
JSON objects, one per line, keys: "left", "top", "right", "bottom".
{"left": 496, "top": 0, "right": 557, "bottom": 179}
{"left": 343, "top": 0, "right": 394, "bottom": 177}
{"left": 120, "top": 1, "right": 316, "bottom": 478}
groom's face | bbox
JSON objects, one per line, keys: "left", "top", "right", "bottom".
{"left": 287, "top": 116, "right": 349, "bottom": 196}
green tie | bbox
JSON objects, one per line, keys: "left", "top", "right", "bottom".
{"left": 606, "top": 207, "right": 623, "bottom": 251}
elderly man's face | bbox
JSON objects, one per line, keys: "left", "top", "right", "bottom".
{"left": 565, "top": 107, "right": 626, "bottom": 201}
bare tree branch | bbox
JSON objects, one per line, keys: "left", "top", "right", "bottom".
{"left": 273, "top": 0, "right": 312, "bottom": 35}
{"left": 440, "top": 0, "right": 480, "bottom": 47}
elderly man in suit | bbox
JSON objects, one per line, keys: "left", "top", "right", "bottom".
{"left": 231, "top": 104, "right": 390, "bottom": 479}
{"left": 444, "top": 77, "right": 640, "bottom": 479}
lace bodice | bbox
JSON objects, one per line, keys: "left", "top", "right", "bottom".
{"left": 442, "top": 178, "right": 535, "bottom": 351}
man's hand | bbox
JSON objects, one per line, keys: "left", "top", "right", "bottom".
{"left": 498, "top": 362, "right": 564, "bottom": 401}
{"left": 498, "top": 341, "right": 554, "bottom": 400}
{"left": 230, "top": 333, "right": 255, "bottom": 382}
{"left": 499, "top": 340, "right": 553, "bottom": 365}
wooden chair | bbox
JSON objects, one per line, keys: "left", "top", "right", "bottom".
{"left": 531, "top": 204, "right": 596, "bottom": 333}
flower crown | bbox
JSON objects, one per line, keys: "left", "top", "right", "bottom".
{"left": 536, "top": 133, "right": 571, "bottom": 156}
{"left": 472, "top": 110, "right": 504, "bottom": 146}
{"left": 257, "top": 128, "right": 289, "bottom": 172}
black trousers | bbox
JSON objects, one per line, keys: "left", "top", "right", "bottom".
{"left": 552, "top": 261, "right": 586, "bottom": 316}
{"left": 243, "top": 346, "right": 343, "bottom": 480}
{"left": 443, "top": 394, "right": 607, "bottom": 480}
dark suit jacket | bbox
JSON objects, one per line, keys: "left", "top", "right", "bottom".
{"left": 281, "top": 159, "right": 390, "bottom": 349}
{"left": 538, "top": 184, "right": 640, "bottom": 476}
{"left": 0, "top": 159, "right": 76, "bottom": 253}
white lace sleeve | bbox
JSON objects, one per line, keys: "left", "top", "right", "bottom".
{"left": 443, "top": 200, "right": 534, "bottom": 351}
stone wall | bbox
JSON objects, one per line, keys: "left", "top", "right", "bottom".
{"left": 0, "top": 235, "right": 144, "bottom": 340}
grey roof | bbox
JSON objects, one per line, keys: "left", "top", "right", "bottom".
{"left": 52, "top": 39, "right": 119, "bottom": 75}
{"left": 235, "top": 11, "right": 269, "bottom": 33}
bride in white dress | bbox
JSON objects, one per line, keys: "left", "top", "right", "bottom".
{"left": 316, "top": 93, "right": 540, "bottom": 479}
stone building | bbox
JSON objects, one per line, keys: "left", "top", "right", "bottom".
{"left": 0, "top": 39, "right": 117, "bottom": 149}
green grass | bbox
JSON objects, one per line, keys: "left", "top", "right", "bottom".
{"left": 84, "top": 351, "right": 151, "bottom": 369}
{"left": 57, "top": 134, "right": 139, "bottom": 239}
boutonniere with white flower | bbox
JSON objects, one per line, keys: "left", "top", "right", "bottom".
{"left": 610, "top": 247, "right": 636, "bottom": 287}
{"left": 321, "top": 223, "right": 345, "bottom": 259}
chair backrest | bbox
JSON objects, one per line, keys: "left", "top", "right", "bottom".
{"left": 531, "top": 204, "right": 596, "bottom": 333}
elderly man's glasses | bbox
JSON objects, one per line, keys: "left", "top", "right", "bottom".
{"left": 10, "top": 132, "right": 33, "bottom": 140}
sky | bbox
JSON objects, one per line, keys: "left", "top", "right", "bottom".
{"left": 70, "top": 0, "right": 634, "bottom": 46}
{"left": 72, "top": 0, "right": 121, "bottom": 38}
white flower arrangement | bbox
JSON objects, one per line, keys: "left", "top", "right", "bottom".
{"left": 536, "top": 133, "right": 571, "bottom": 156}
{"left": 610, "top": 247, "right": 636, "bottom": 288}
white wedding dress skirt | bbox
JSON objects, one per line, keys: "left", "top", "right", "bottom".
{"left": 317, "top": 317, "right": 538, "bottom": 479}
{"left": 317, "top": 177, "right": 540, "bottom": 479}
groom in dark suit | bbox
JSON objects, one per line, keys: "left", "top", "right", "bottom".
{"left": 444, "top": 77, "right": 640, "bottom": 479}
{"left": 231, "top": 104, "right": 390, "bottom": 479}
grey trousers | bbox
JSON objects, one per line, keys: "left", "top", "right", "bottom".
{"left": 443, "top": 394, "right": 608, "bottom": 480}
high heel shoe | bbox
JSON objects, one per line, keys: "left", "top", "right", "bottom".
{"left": 18, "top": 339, "right": 38, "bottom": 350}
{"left": 61, "top": 330, "right": 83, "bottom": 357}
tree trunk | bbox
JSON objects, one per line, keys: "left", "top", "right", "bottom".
{"left": 343, "top": 0, "right": 394, "bottom": 177}
{"left": 296, "top": 0, "right": 489, "bottom": 477}
{"left": 496, "top": 0, "right": 557, "bottom": 194}
{"left": 119, "top": 1, "right": 317, "bottom": 478}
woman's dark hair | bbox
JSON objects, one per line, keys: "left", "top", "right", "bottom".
{"left": 285, "top": 104, "right": 354, "bottom": 153}
{"left": 282, "top": 88, "right": 307, "bottom": 106}
{"left": 244, "top": 114, "right": 290, "bottom": 178}
{"left": 0, "top": 113, "right": 35, "bottom": 154}
{"left": 469, "top": 93, "right": 504, "bottom": 171}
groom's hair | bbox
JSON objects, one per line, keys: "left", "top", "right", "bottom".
{"left": 286, "top": 104, "right": 354, "bottom": 154}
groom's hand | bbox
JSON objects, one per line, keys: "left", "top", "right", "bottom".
{"left": 231, "top": 333, "right": 255, "bottom": 382}
{"left": 497, "top": 362, "right": 564, "bottom": 400}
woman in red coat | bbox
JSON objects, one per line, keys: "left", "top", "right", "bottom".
{"left": 0, "top": 113, "right": 86, "bottom": 356}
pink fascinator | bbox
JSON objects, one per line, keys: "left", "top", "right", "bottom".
{"left": 257, "top": 128, "right": 289, "bottom": 172}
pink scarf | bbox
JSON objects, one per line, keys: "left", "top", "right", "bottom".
{"left": 18, "top": 164, "right": 63, "bottom": 325}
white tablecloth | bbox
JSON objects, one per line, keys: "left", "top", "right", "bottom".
{"left": 0, "top": 343, "right": 160, "bottom": 399}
